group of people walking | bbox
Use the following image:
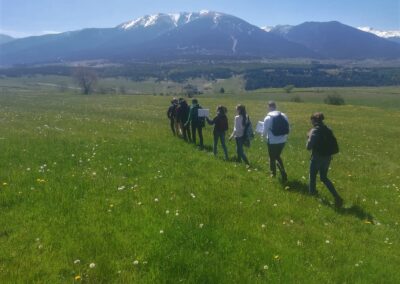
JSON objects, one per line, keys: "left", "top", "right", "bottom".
{"left": 167, "top": 98, "right": 343, "bottom": 207}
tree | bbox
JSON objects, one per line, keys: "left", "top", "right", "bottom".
{"left": 73, "top": 67, "right": 98, "bottom": 95}
{"left": 219, "top": 87, "right": 225, "bottom": 94}
{"left": 183, "top": 84, "right": 200, "bottom": 98}
{"left": 283, "top": 84, "right": 295, "bottom": 93}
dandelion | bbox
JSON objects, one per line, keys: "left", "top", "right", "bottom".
{"left": 190, "top": 193, "right": 196, "bottom": 199}
{"left": 325, "top": 240, "right": 330, "bottom": 244}
{"left": 261, "top": 224, "right": 266, "bottom": 228}
{"left": 263, "top": 265, "right": 269, "bottom": 270}
{"left": 117, "top": 185, "right": 125, "bottom": 191}
{"left": 273, "top": 203, "right": 277, "bottom": 207}
{"left": 274, "top": 255, "right": 280, "bottom": 260}
{"left": 38, "top": 244, "right": 43, "bottom": 249}
{"left": 154, "top": 198, "right": 159, "bottom": 202}
{"left": 75, "top": 275, "right": 81, "bottom": 281}
{"left": 285, "top": 186, "right": 290, "bottom": 190}
{"left": 165, "top": 210, "right": 170, "bottom": 214}
{"left": 160, "top": 230, "right": 164, "bottom": 234}
{"left": 89, "top": 263, "right": 96, "bottom": 269}
{"left": 199, "top": 223, "right": 204, "bottom": 228}
{"left": 297, "top": 240, "right": 302, "bottom": 246}
{"left": 74, "top": 259, "right": 80, "bottom": 264}
{"left": 133, "top": 260, "right": 139, "bottom": 265}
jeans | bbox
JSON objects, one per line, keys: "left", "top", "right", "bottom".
{"left": 213, "top": 131, "right": 228, "bottom": 159}
{"left": 169, "top": 118, "right": 175, "bottom": 135}
{"left": 267, "top": 143, "right": 287, "bottom": 178}
{"left": 191, "top": 123, "right": 203, "bottom": 146}
{"left": 309, "top": 155, "right": 340, "bottom": 198}
{"left": 235, "top": 136, "right": 249, "bottom": 164}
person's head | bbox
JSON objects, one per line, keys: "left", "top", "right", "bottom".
{"left": 192, "top": 99, "right": 198, "bottom": 105}
{"left": 310, "top": 112, "right": 325, "bottom": 126}
{"left": 171, "top": 97, "right": 178, "bottom": 104}
{"left": 178, "top": 98, "right": 185, "bottom": 104}
{"left": 236, "top": 104, "right": 246, "bottom": 115}
{"left": 268, "top": 101, "right": 277, "bottom": 111}
{"left": 216, "top": 105, "right": 227, "bottom": 115}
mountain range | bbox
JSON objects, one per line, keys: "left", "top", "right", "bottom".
{"left": 0, "top": 11, "right": 399, "bottom": 66}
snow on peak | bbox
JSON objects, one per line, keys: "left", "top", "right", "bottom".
{"left": 358, "top": 26, "right": 400, "bottom": 38}
{"left": 261, "top": 26, "right": 272, "bottom": 32}
{"left": 119, "top": 11, "right": 225, "bottom": 30}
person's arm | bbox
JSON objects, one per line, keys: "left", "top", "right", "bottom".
{"left": 229, "top": 116, "right": 237, "bottom": 140}
{"left": 206, "top": 116, "right": 216, "bottom": 125}
{"left": 306, "top": 128, "right": 317, "bottom": 150}
{"left": 167, "top": 106, "right": 172, "bottom": 119}
{"left": 262, "top": 116, "right": 270, "bottom": 140}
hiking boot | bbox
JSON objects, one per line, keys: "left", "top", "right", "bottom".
{"left": 281, "top": 173, "right": 288, "bottom": 183}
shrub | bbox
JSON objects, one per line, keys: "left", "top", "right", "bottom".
{"left": 290, "top": 95, "right": 303, "bottom": 103}
{"left": 324, "top": 94, "right": 345, "bottom": 105}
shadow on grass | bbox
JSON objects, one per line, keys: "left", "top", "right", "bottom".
{"left": 283, "top": 179, "right": 374, "bottom": 222}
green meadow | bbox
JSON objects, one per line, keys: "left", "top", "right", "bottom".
{"left": 0, "top": 83, "right": 400, "bottom": 283}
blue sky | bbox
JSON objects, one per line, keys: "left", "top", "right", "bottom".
{"left": 0, "top": 0, "right": 399, "bottom": 37}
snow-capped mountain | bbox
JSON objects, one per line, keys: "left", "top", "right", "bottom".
{"left": 1, "top": 11, "right": 399, "bottom": 66}
{"left": 357, "top": 27, "right": 400, "bottom": 38}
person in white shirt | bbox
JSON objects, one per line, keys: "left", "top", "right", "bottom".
{"left": 262, "top": 101, "right": 289, "bottom": 181}
{"left": 229, "top": 104, "right": 249, "bottom": 165}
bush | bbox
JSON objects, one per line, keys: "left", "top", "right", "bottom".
{"left": 283, "top": 84, "right": 295, "bottom": 93}
{"left": 290, "top": 95, "right": 303, "bottom": 103}
{"left": 324, "top": 94, "right": 345, "bottom": 105}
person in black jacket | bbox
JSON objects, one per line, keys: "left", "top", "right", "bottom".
{"left": 167, "top": 98, "right": 178, "bottom": 136}
{"left": 206, "top": 105, "right": 229, "bottom": 159}
{"left": 176, "top": 98, "right": 191, "bottom": 142}
{"left": 185, "top": 99, "right": 205, "bottom": 147}
{"left": 307, "top": 112, "right": 343, "bottom": 207}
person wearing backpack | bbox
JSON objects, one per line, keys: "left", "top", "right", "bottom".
{"left": 307, "top": 112, "right": 343, "bottom": 207}
{"left": 262, "top": 101, "right": 289, "bottom": 182}
{"left": 177, "top": 98, "right": 191, "bottom": 142}
{"left": 185, "top": 99, "right": 205, "bottom": 148}
{"left": 229, "top": 104, "right": 250, "bottom": 166}
{"left": 206, "top": 105, "right": 229, "bottom": 160}
{"left": 167, "top": 98, "right": 178, "bottom": 136}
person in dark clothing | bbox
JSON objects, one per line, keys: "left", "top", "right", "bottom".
{"left": 176, "top": 98, "right": 191, "bottom": 142}
{"left": 185, "top": 99, "right": 204, "bottom": 147}
{"left": 167, "top": 98, "right": 178, "bottom": 136}
{"left": 206, "top": 105, "right": 229, "bottom": 159}
{"left": 307, "top": 112, "right": 343, "bottom": 207}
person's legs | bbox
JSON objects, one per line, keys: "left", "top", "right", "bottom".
{"left": 170, "top": 119, "right": 175, "bottom": 135}
{"left": 309, "top": 157, "right": 319, "bottom": 195}
{"left": 198, "top": 126, "right": 204, "bottom": 147}
{"left": 213, "top": 132, "right": 218, "bottom": 156}
{"left": 181, "top": 122, "right": 188, "bottom": 141}
{"left": 236, "top": 137, "right": 249, "bottom": 165}
{"left": 186, "top": 124, "right": 191, "bottom": 142}
{"left": 268, "top": 143, "right": 277, "bottom": 176}
{"left": 319, "top": 157, "right": 342, "bottom": 201}
{"left": 191, "top": 123, "right": 196, "bottom": 144}
{"left": 275, "top": 143, "right": 287, "bottom": 181}
{"left": 220, "top": 132, "right": 229, "bottom": 160}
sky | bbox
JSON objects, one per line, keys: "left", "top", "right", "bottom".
{"left": 0, "top": 0, "right": 399, "bottom": 38}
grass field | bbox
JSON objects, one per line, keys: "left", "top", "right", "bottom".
{"left": 0, "top": 86, "right": 399, "bottom": 283}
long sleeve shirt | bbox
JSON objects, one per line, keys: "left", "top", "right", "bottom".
{"left": 262, "top": 111, "right": 289, "bottom": 144}
{"left": 232, "top": 115, "right": 245, "bottom": 138}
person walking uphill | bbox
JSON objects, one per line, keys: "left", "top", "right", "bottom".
{"left": 206, "top": 105, "right": 229, "bottom": 160}
{"left": 229, "top": 104, "right": 250, "bottom": 165}
{"left": 263, "top": 101, "right": 289, "bottom": 182}
{"left": 176, "top": 98, "right": 191, "bottom": 142}
{"left": 167, "top": 98, "right": 178, "bottom": 136}
{"left": 307, "top": 112, "right": 343, "bottom": 207}
{"left": 185, "top": 99, "right": 205, "bottom": 148}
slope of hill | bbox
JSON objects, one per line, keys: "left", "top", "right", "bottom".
{"left": 0, "top": 89, "right": 399, "bottom": 282}
{"left": 0, "top": 34, "right": 14, "bottom": 45}
{"left": 273, "top": 21, "right": 400, "bottom": 59}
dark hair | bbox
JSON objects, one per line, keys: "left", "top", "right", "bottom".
{"left": 236, "top": 104, "right": 247, "bottom": 126}
{"left": 268, "top": 101, "right": 277, "bottom": 109}
{"left": 216, "top": 105, "right": 227, "bottom": 115}
{"left": 311, "top": 112, "right": 325, "bottom": 123}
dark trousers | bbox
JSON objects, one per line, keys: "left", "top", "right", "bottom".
{"left": 191, "top": 124, "right": 203, "bottom": 146}
{"left": 213, "top": 131, "right": 228, "bottom": 159}
{"left": 169, "top": 118, "right": 175, "bottom": 135}
{"left": 235, "top": 136, "right": 249, "bottom": 164}
{"left": 181, "top": 122, "right": 191, "bottom": 142}
{"left": 268, "top": 143, "right": 287, "bottom": 178}
{"left": 309, "top": 155, "right": 340, "bottom": 198}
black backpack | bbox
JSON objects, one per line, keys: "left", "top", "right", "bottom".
{"left": 314, "top": 125, "right": 339, "bottom": 156}
{"left": 270, "top": 113, "right": 289, "bottom": 136}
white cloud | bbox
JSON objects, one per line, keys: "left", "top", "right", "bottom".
{"left": 358, "top": 26, "right": 400, "bottom": 38}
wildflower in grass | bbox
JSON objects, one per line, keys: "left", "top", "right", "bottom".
{"left": 133, "top": 260, "right": 139, "bottom": 265}
{"left": 199, "top": 223, "right": 204, "bottom": 228}
{"left": 190, "top": 193, "right": 196, "bottom": 198}
{"left": 273, "top": 203, "right": 277, "bottom": 207}
{"left": 165, "top": 210, "right": 170, "bottom": 214}
{"left": 89, "top": 263, "right": 96, "bottom": 268}
{"left": 160, "top": 230, "right": 164, "bottom": 234}
{"left": 263, "top": 265, "right": 269, "bottom": 270}
{"left": 2, "top": 182, "right": 7, "bottom": 186}
{"left": 325, "top": 240, "right": 330, "bottom": 244}
{"left": 38, "top": 244, "right": 43, "bottom": 249}
{"left": 26, "top": 168, "right": 31, "bottom": 171}
{"left": 75, "top": 275, "right": 81, "bottom": 281}
{"left": 274, "top": 255, "right": 280, "bottom": 260}
{"left": 154, "top": 198, "right": 159, "bottom": 202}
{"left": 74, "top": 259, "right": 80, "bottom": 264}
{"left": 297, "top": 240, "right": 302, "bottom": 246}
{"left": 117, "top": 186, "right": 125, "bottom": 191}
{"left": 364, "top": 220, "right": 372, "bottom": 224}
